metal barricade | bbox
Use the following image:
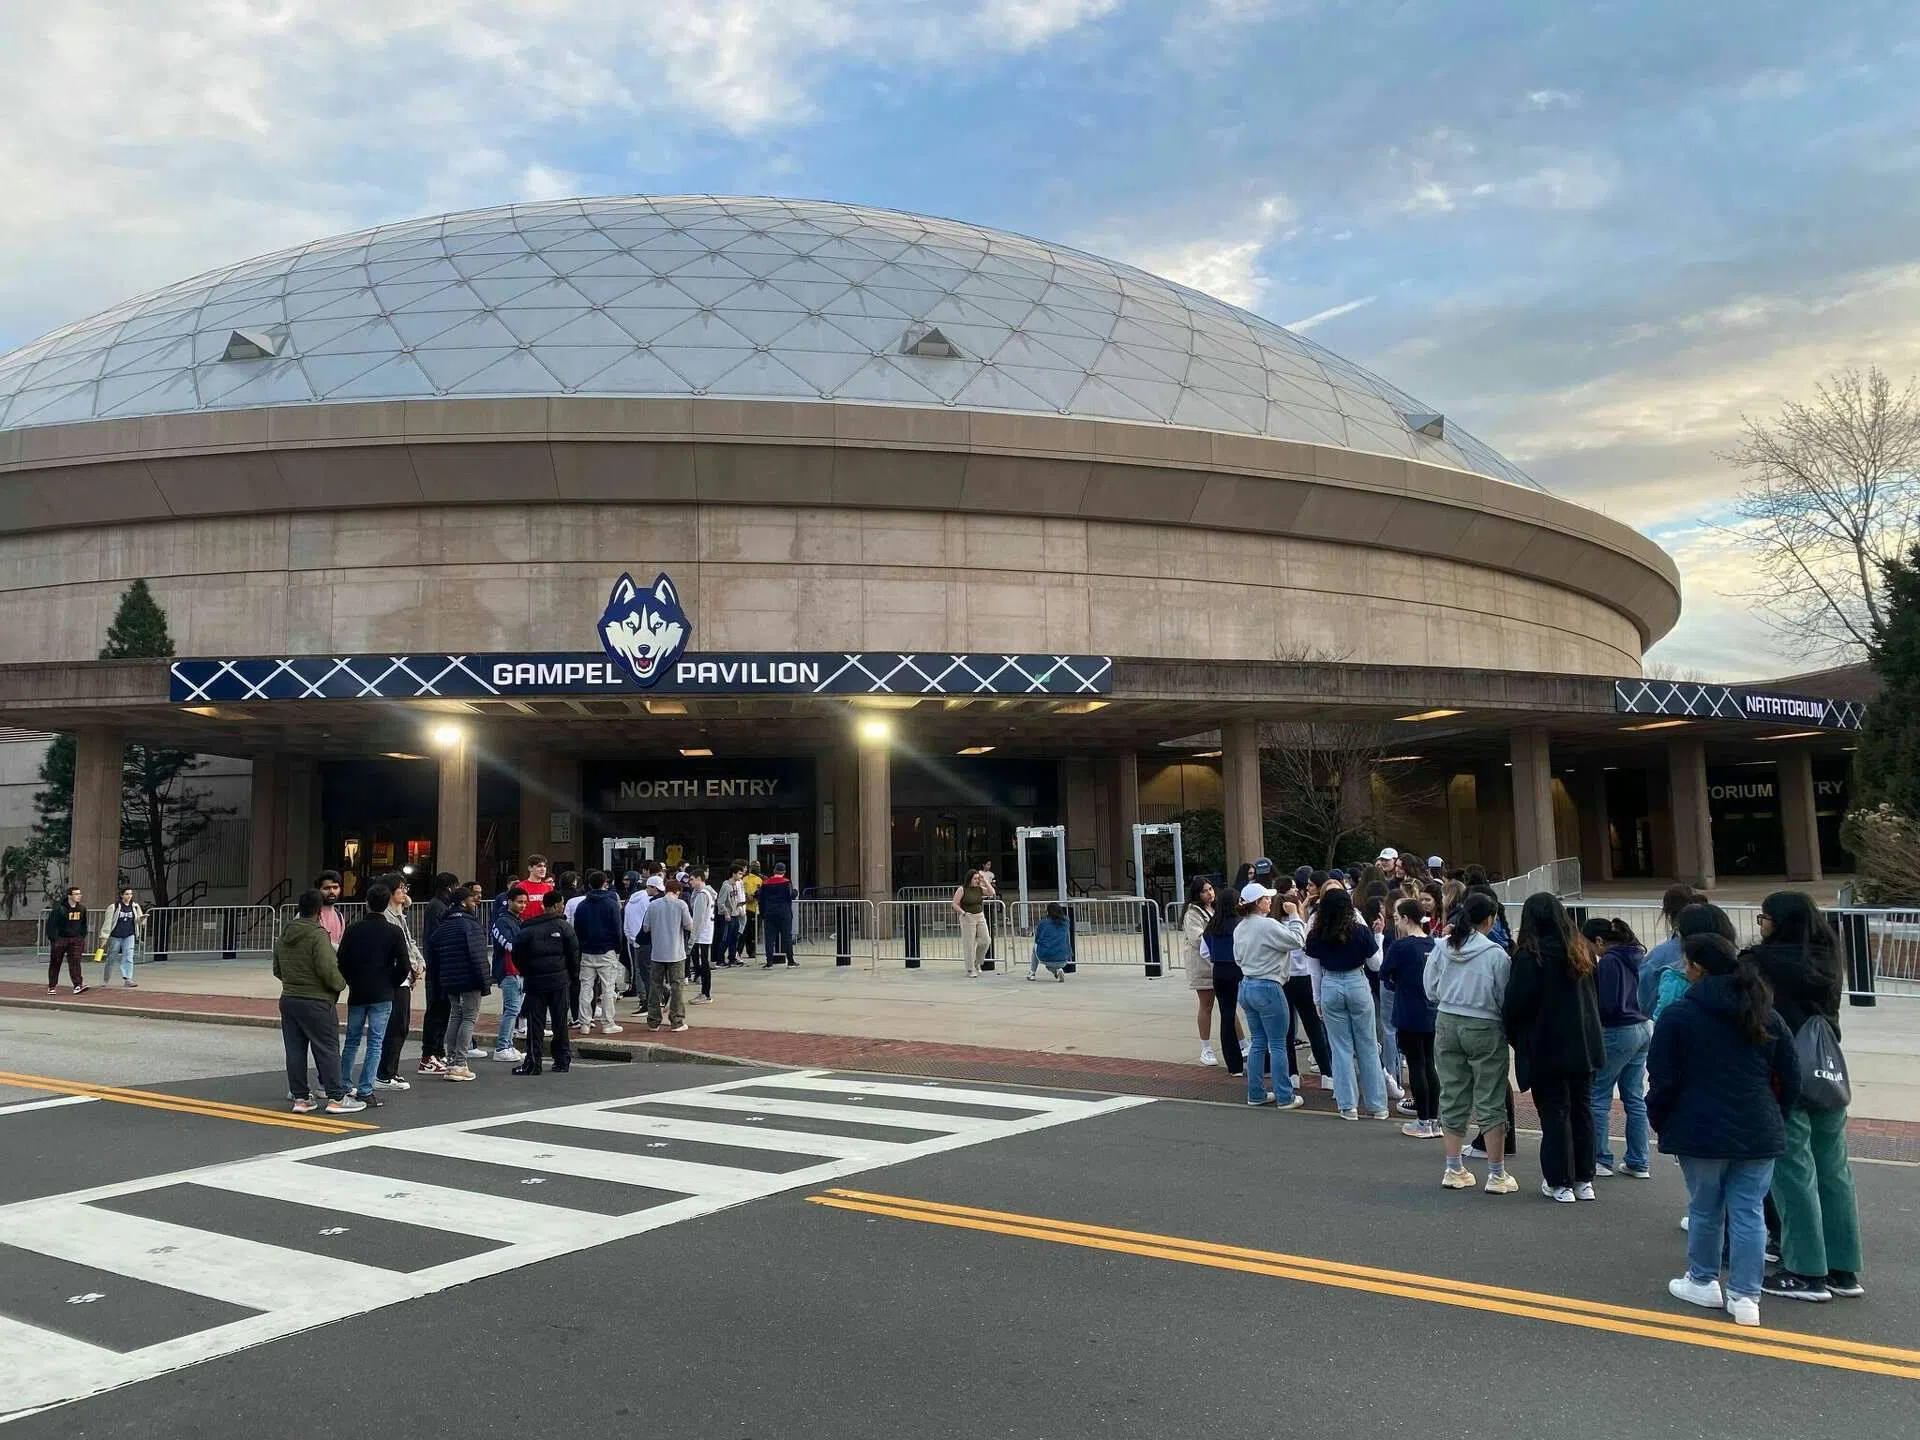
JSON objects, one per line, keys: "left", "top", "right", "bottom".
{"left": 140, "top": 905, "right": 279, "bottom": 959}
{"left": 1830, "top": 906, "right": 1920, "bottom": 1004}
{"left": 1003, "top": 896, "right": 1162, "bottom": 976}
{"left": 1572, "top": 900, "right": 1763, "bottom": 950}
{"left": 893, "top": 885, "right": 964, "bottom": 905}
{"left": 1492, "top": 859, "right": 1583, "bottom": 904}
{"left": 872, "top": 898, "right": 1010, "bottom": 971}
{"left": 791, "top": 899, "right": 877, "bottom": 969}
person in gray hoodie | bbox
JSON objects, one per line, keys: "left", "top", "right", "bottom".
{"left": 1425, "top": 891, "right": 1516, "bottom": 1193}
{"left": 643, "top": 877, "right": 696, "bottom": 1032}
{"left": 1232, "top": 881, "right": 1309, "bottom": 1110}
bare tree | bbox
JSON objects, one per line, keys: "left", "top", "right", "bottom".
{"left": 1258, "top": 722, "right": 1441, "bottom": 868}
{"left": 1641, "top": 660, "right": 1708, "bottom": 683}
{"left": 1723, "top": 366, "right": 1920, "bottom": 660}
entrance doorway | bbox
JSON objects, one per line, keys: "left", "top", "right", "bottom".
{"left": 602, "top": 835, "right": 655, "bottom": 875}
{"left": 748, "top": 832, "right": 800, "bottom": 887}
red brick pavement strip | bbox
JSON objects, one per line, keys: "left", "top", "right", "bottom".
{"left": 6, "top": 981, "right": 1919, "bottom": 1165}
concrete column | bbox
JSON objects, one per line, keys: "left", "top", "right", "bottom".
{"left": 246, "top": 753, "right": 290, "bottom": 902}
{"left": 1667, "top": 738, "right": 1715, "bottom": 890}
{"left": 1446, "top": 774, "right": 1476, "bottom": 872}
{"left": 518, "top": 754, "right": 579, "bottom": 872}
{"left": 1778, "top": 748, "right": 1823, "bottom": 883}
{"left": 857, "top": 734, "right": 891, "bottom": 908}
{"left": 69, "top": 727, "right": 124, "bottom": 906}
{"left": 284, "top": 756, "right": 323, "bottom": 890}
{"left": 1106, "top": 754, "right": 1140, "bottom": 892}
{"left": 436, "top": 734, "right": 479, "bottom": 882}
{"left": 1510, "top": 727, "right": 1557, "bottom": 875}
{"left": 1475, "top": 766, "right": 1514, "bottom": 878}
{"left": 832, "top": 747, "right": 860, "bottom": 893}
{"left": 1221, "top": 720, "right": 1262, "bottom": 868}
{"left": 1576, "top": 767, "right": 1614, "bottom": 885}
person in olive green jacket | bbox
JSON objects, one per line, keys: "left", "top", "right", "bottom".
{"left": 274, "top": 888, "right": 362, "bottom": 1114}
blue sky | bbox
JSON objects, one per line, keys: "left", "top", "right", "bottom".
{"left": 4, "top": 0, "right": 1918, "bottom": 677}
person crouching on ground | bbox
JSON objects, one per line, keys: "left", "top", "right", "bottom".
{"left": 512, "top": 891, "right": 581, "bottom": 1075}
{"left": 1648, "top": 934, "right": 1800, "bottom": 1328}
{"left": 274, "top": 888, "right": 360, "bottom": 1114}
{"left": 426, "top": 882, "right": 491, "bottom": 1081}
{"left": 1232, "top": 881, "right": 1307, "bottom": 1110}
{"left": 1029, "top": 902, "right": 1073, "bottom": 981}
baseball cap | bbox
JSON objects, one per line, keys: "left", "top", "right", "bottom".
{"left": 1251, "top": 856, "right": 1277, "bottom": 880}
{"left": 1293, "top": 866, "right": 1313, "bottom": 888}
{"left": 1329, "top": 868, "right": 1347, "bottom": 882}
{"left": 1239, "top": 882, "right": 1278, "bottom": 905}
{"left": 646, "top": 874, "right": 665, "bottom": 892}
{"left": 1377, "top": 846, "right": 1399, "bottom": 862}
{"left": 1427, "top": 855, "right": 1445, "bottom": 871}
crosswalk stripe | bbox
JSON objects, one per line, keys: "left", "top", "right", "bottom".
{"left": 369, "top": 1127, "right": 820, "bottom": 1200}
{"left": 0, "top": 1205, "right": 407, "bottom": 1315}
{"left": 644, "top": 1091, "right": 1010, "bottom": 1132}
{"left": 529, "top": 1108, "right": 906, "bottom": 1161}
{"left": 202, "top": 1159, "right": 594, "bottom": 1246}
{"left": 753, "top": 1076, "right": 1086, "bottom": 1111}
{"left": 0, "top": 1069, "right": 1149, "bottom": 1423}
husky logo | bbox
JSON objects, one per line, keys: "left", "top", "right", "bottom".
{"left": 598, "top": 572, "right": 690, "bottom": 687}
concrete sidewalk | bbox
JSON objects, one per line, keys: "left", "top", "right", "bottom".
{"left": 7, "top": 943, "right": 1918, "bottom": 1128}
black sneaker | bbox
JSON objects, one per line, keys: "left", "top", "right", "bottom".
{"left": 1762, "top": 1270, "right": 1832, "bottom": 1302}
{"left": 1826, "top": 1270, "right": 1865, "bottom": 1298}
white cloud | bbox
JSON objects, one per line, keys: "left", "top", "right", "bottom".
{"left": 1095, "top": 196, "right": 1294, "bottom": 310}
{"left": 1287, "top": 295, "right": 1377, "bottom": 331}
{"left": 0, "top": 0, "right": 1119, "bottom": 347}
{"left": 1526, "top": 88, "right": 1578, "bottom": 109}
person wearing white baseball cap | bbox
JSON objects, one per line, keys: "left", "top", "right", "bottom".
{"left": 1427, "top": 855, "right": 1446, "bottom": 876}
{"left": 1232, "top": 880, "right": 1307, "bottom": 1110}
{"left": 1377, "top": 847, "right": 1400, "bottom": 879}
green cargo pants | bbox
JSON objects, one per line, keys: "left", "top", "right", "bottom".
{"left": 1771, "top": 1104, "right": 1862, "bottom": 1277}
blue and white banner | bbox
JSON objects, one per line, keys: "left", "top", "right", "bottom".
{"left": 171, "top": 652, "right": 1114, "bottom": 702}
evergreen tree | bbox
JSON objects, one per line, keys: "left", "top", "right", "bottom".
{"left": 1855, "top": 542, "right": 1920, "bottom": 816}
{"left": 31, "top": 580, "right": 227, "bottom": 906}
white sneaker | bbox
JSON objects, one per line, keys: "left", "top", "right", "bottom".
{"left": 1239, "top": 1039, "right": 1250, "bottom": 1058}
{"left": 1593, "top": 1162, "right": 1615, "bottom": 1177}
{"left": 1574, "top": 1181, "right": 1597, "bottom": 1201}
{"left": 493, "top": 1047, "right": 524, "bottom": 1063}
{"left": 1679, "top": 1214, "right": 1690, "bottom": 1232}
{"left": 464, "top": 1047, "right": 488, "bottom": 1058}
{"left": 670, "top": 1022, "right": 689, "bottom": 1033}
{"left": 1541, "top": 1181, "right": 1576, "bottom": 1204}
{"left": 599, "top": 1022, "right": 624, "bottom": 1034}
{"left": 1319, "top": 1076, "right": 1336, "bottom": 1092}
{"left": 1726, "top": 1295, "right": 1761, "bottom": 1327}
{"left": 1199, "top": 1044, "right": 1218, "bottom": 1066}
{"left": 374, "top": 1077, "right": 411, "bottom": 1091}
{"left": 1384, "top": 1074, "right": 1405, "bottom": 1101}
{"left": 1669, "top": 1275, "right": 1724, "bottom": 1310}
{"left": 513, "top": 1023, "right": 528, "bottom": 1040}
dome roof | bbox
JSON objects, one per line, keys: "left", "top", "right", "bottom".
{"left": 0, "top": 195, "right": 1539, "bottom": 489}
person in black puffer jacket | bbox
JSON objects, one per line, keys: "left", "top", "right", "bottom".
{"left": 1648, "top": 933, "right": 1800, "bottom": 1326}
{"left": 1503, "top": 893, "right": 1605, "bottom": 1202}
{"left": 1742, "top": 891, "right": 1863, "bottom": 1303}
{"left": 424, "top": 888, "right": 490, "bottom": 1081}
{"left": 510, "top": 892, "right": 581, "bottom": 1074}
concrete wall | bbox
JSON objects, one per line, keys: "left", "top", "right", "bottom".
{"left": 0, "top": 504, "right": 1644, "bottom": 674}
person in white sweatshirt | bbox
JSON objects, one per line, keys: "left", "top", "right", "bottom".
{"left": 1424, "top": 891, "right": 1516, "bottom": 1193}
{"left": 1232, "top": 881, "right": 1309, "bottom": 1111}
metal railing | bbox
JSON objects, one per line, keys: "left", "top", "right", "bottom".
{"left": 136, "top": 905, "right": 280, "bottom": 959}
{"left": 1492, "top": 858, "right": 1583, "bottom": 904}
{"left": 1000, "top": 896, "right": 1163, "bottom": 976}
{"left": 1572, "top": 901, "right": 1765, "bottom": 949}
{"left": 788, "top": 899, "right": 877, "bottom": 969}
{"left": 893, "top": 884, "right": 975, "bottom": 905}
{"left": 1832, "top": 907, "right": 1920, "bottom": 1002}
{"left": 872, "top": 899, "right": 1010, "bottom": 970}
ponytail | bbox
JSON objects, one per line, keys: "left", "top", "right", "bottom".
{"left": 1448, "top": 892, "right": 1496, "bottom": 949}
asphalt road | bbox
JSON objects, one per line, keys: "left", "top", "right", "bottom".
{"left": 0, "top": 1010, "right": 1915, "bottom": 1438}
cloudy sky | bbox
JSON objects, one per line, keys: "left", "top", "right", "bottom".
{"left": 4, "top": 0, "right": 1917, "bottom": 678}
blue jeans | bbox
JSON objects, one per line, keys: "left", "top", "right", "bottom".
{"left": 1239, "top": 978, "right": 1295, "bottom": 1105}
{"left": 494, "top": 975, "right": 524, "bottom": 1051}
{"left": 1321, "top": 969, "right": 1386, "bottom": 1115}
{"left": 1680, "top": 1155, "right": 1776, "bottom": 1301}
{"left": 105, "top": 934, "right": 136, "bottom": 981}
{"left": 1592, "top": 1021, "right": 1652, "bottom": 1171}
{"left": 1378, "top": 984, "right": 1400, "bottom": 1084}
{"left": 718, "top": 916, "right": 740, "bottom": 965}
{"left": 341, "top": 1000, "right": 392, "bottom": 1097}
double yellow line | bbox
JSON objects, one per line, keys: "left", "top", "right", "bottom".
{"left": 0, "top": 1070, "right": 377, "bottom": 1136}
{"left": 810, "top": 1189, "right": 1920, "bottom": 1382}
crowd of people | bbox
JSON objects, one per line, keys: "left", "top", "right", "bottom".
{"left": 267, "top": 853, "right": 798, "bottom": 1107}
{"left": 1177, "top": 848, "right": 1867, "bottom": 1326}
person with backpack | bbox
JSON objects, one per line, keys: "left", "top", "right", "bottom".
{"left": 1648, "top": 933, "right": 1801, "bottom": 1327}
{"left": 1744, "top": 891, "right": 1864, "bottom": 1303}
{"left": 1584, "top": 916, "right": 1652, "bottom": 1180}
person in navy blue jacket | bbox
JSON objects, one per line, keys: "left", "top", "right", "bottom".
{"left": 1647, "top": 933, "right": 1800, "bottom": 1328}
{"left": 1380, "top": 898, "right": 1439, "bottom": 1137}
{"left": 425, "top": 887, "right": 491, "bottom": 1082}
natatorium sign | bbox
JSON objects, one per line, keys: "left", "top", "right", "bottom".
{"left": 1612, "top": 678, "right": 1863, "bottom": 731}
{"left": 170, "top": 652, "right": 1113, "bottom": 702}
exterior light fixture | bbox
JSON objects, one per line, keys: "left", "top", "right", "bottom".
{"left": 1053, "top": 700, "right": 1108, "bottom": 714}
{"left": 680, "top": 746, "right": 714, "bottom": 757}
{"left": 1752, "top": 730, "right": 1827, "bottom": 742}
{"left": 858, "top": 717, "right": 892, "bottom": 743}
{"left": 645, "top": 699, "right": 688, "bottom": 715}
{"left": 1395, "top": 709, "right": 1464, "bottom": 722}
{"left": 1619, "top": 719, "right": 1691, "bottom": 732}
{"left": 956, "top": 745, "right": 995, "bottom": 755}
{"left": 431, "top": 723, "right": 464, "bottom": 747}
{"left": 1378, "top": 754, "right": 1425, "bottom": 762}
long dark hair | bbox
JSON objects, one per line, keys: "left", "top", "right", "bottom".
{"left": 1580, "top": 916, "right": 1641, "bottom": 951}
{"left": 1516, "top": 892, "right": 1594, "bottom": 978}
{"left": 1676, "top": 901, "right": 1736, "bottom": 944}
{"left": 1205, "top": 865, "right": 1251, "bottom": 939}
{"left": 1183, "top": 873, "right": 1214, "bottom": 924}
{"left": 1760, "top": 890, "right": 1839, "bottom": 960}
{"left": 1660, "top": 883, "right": 1698, "bottom": 935}
{"left": 1315, "top": 887, "right": 1358, "bottom": 945}
{"left": 1685, "top": 933, "right": 1775, "bottom": 1045}
{"left": 1447, "top": 891, "right": 1497, "bottom": 948}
